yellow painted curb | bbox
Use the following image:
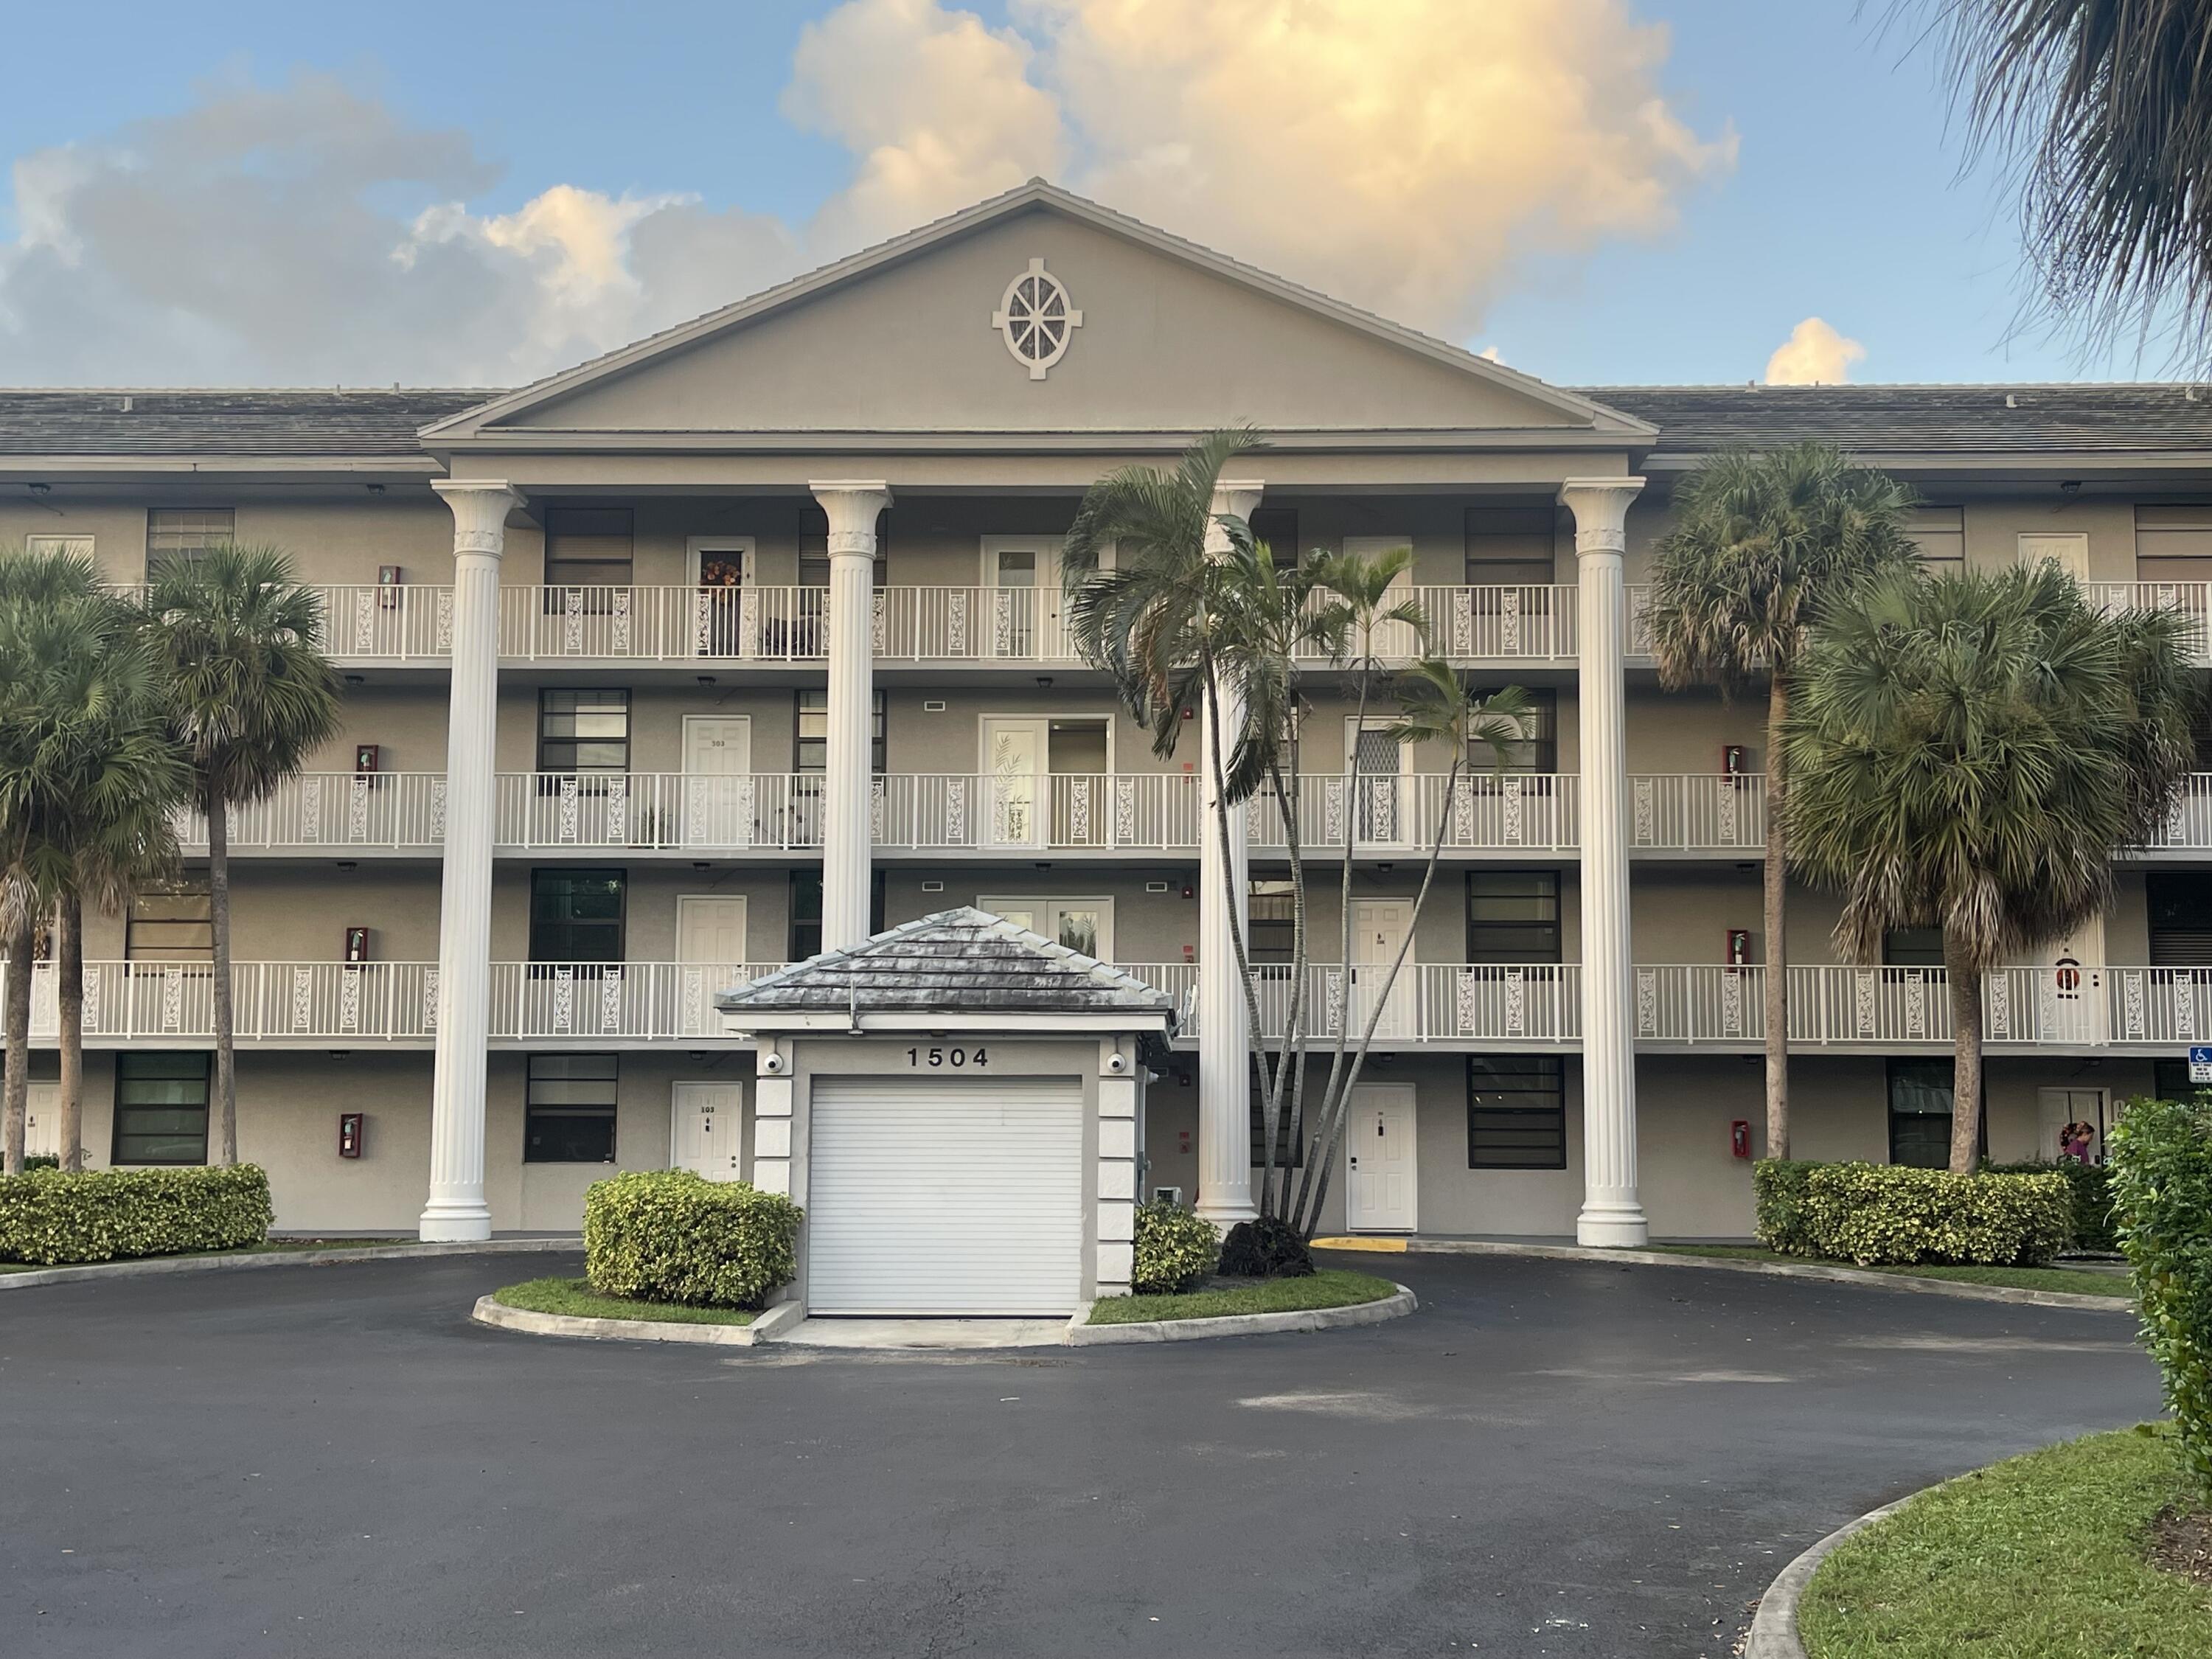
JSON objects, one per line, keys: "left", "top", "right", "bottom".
{"left": 1310, "top": 1235, "right": 1408, "bottom": 1253}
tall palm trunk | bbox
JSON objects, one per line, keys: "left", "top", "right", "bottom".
{"left": 207, "top": 781, "right": 238, "bottom": 1166}
{"left": 2, "top": 906, "right": 30, "bottom": 1175}
{"left": 1944, "top": 934, "right": 1985, "bottom": 1175}
{"left": 57, "top": 895, "right": 83, "bottom": 1172}
{"left": 1761, "top": 678, "right": 1790, "bottom": 1159}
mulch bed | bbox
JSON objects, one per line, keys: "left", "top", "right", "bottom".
{"left": 2149, "top": 1505, "right": 2212, "bottom": 1587}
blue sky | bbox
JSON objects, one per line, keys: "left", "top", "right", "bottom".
{"left": 0, "top": 1, "right": 2158, "bottom": 388}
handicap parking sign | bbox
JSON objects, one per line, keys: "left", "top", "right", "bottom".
{"left": 2191, "top": 1046, "right": 2212, "bottom": 1084}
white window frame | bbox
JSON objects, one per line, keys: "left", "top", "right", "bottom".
{"left": 977, "top": 894, "right": 1117, "bottom": 961}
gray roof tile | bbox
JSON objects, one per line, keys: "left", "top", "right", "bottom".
{"left": 0, "top": 389, "right": 487, "bottom": 456}
{"left": 717, "top": 907, "right": 1175, "bottom": 1020}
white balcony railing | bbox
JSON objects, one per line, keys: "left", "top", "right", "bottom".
{"left": 498, "top": 585, "right": 830, "bottom": 661}
{"left": 176, "top": 773, "right": 448, "bottom": 852}
{"left": 1252, "top": 774, "right": 1579, "bottom": 852}
{"left": 11, "top": 959, "right": 2211, "bottom": 1049}
{"left": 11, "top": 960, "right": 790, "bottom": 1044}
{"left": 493, "top": 773, "right": 824, "bottom": 852}
{"left": 1628, "top": 773, "right": 1765, "bottom": 851}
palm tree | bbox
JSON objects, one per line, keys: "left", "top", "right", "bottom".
{"left": 1644, "top": 442, "right": 1919, "bottom": 1160}
{"left": 0, "top": 551, "right": 184, "bottom": 1173}
{"left": 1784, "top": 563, "right": 2199, "bottom": 1171}
{"left": 1928, "top": 0, "right": 2212, "bottom": 363}
{"left": 1064, "top": 434, "right": 1527, "bottom": 1235}
{"left": 146, "top": 547, "right": 341, "bottom": 1166}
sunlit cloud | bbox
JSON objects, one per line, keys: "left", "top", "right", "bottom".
{"left": 1764, "top": 316, "right": 1865, "bottom": 385}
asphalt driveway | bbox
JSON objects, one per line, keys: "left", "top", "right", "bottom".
{"left": 0, "top": 1250, "right": 2163, "bottom": 1658}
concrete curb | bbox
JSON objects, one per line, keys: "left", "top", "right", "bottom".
{"left": 1392, "top": 1239, "right": 2134, "bottom": 1312}
{"left": 0, "top": 1237, "right": 578, "bottom": 1292}
{"left": 470, "top": 1293, "right": 802, "bottom": 1346}
{"left": 1744, "top": 1496, "right": 1913, "bottom": 1659}
{"left": 1064, "top": 1282, "right": 1416, "bottom": 1345}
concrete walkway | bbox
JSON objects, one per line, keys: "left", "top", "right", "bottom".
{"left": 779, "top": 1315, "right": 1072, "bottom": 1349}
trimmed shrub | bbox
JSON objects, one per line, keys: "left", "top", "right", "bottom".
{"left": 0, "top": 1164, "right": 272, "bottom": 1265}
{"left": 1985, "top": 1158, "right": 2118, "bottom": 1253}
{"left": 583, "top": 1169, "right": 801, "bottom": 1310}
{"left": 1753, "top": 1159, "right": 2070, "bottom": 1267}
{"left": 24, "top": 1154, "right": 58, "bottom": 1172}
{"left": 1130, "top": 1199, "right": 1217, "bottom": 1294}
{"left": 2107, "top": 1096, "right": 2212, "bottom": 1497}
{"left": 1219, "top": 1214, "right": 1315, "bottom": 1279}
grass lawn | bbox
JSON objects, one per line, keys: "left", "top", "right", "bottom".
{"left": 493, "top": 1276, "right": 757, "bottom": 1327}
{"left": 1800, "top": 1425, "right": 2212, "bottom": 1657}
{"left": 1641, "top": 1242, "right": 2131, "bottom": 1299}
{"left": 1088, "top": 1267, "right": 1399, "bottom": 1326}
{"left": 0, "top": 1237, "right": 417, "bottom": 1273}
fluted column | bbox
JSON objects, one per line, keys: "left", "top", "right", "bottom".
{"left": 1562, "top": 476, "right": 1648, "bottom": 1247}
{"left": 812, "top": 481, "right": 892, "bottom": 951}
{"left": 420, "top": 480, "right": 522, "bottom": 1242}
{"left": 1196, "top": 479, "right": 1265, "bottom": 1225}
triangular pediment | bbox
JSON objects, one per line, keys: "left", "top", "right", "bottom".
{"left": 424, "top": 182, "right": 1649, "bottom": 445}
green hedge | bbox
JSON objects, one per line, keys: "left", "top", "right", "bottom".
{"left": 1131, "top": 1199, "right": 1218, "bottom": 1294}
{"left": 2107, "top": 1097, "right": 2212, "bottom": 1497}
{"left": 583, "top": 1169, "right": 801, "bottom": 1310}
{"left": 1985, "top": 1157, "right": 2118, "bottom": 1252}
{"left": 1753, "top": 1160, "right": 2071, "bottom": 1267}
{"left": 0, "top": 1164, "right": 272, "bottom": 1265}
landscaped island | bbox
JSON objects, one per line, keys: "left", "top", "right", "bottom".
{"left": 1087, "top": 1267, "right": 1399, "bottom": 1326}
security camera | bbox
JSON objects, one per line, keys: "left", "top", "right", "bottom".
{"left": 759, "top": 1051, "right": 786, "bottom": 1075}
{"left": 1106, "top": 1051, "right": 1129, "bottom": 1074}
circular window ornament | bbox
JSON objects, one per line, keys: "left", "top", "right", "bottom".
{"left": 991, "top": 257, "right": 1083, "bottom": 380}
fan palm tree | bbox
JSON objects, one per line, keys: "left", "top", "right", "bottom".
{"left": 1644, "top": 442, "right": 1919, "bottom": 1159}
{"left": 1927, "top": 0, "right": 2212, "bottom": 364}
{"left": 146, "top": 546, "right": 341, "bottom": 1166}
{"left": 0, "top": 551, "right": 184, "bottom": 1173}
{"left": 1784, "top": 563, "right": 2199, "bottom": 1171}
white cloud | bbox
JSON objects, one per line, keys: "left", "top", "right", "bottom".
{"left": 0, "top": 4, "right": 1732, "bottom": 383}
{"left": 1764, "top": 316, "right": 1865, "bottom": 385}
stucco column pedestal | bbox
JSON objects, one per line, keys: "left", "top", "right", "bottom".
{"left": 1561, "top": 477, "right": 1649, "bottom": 1248}
{"left": 420, "top": 480, "right": 522, "bottom": 1242}
{"left": 812, "top": 481, "right": 892, "bottom": 952}
{"left": 1195, "top": 479, "right": 1265, "bottom": 1226}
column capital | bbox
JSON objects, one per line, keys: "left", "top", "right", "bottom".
{"left": 432, "top": 480, "right": 526, "bottom": 557}
{"left": 1211, "top": 479, "right": 1265, "bottom": 521}
{"left": 809, "top": 480, "right": 894, "bottom": 557}
{"left": 1558, "top": 476, "right": 1646, "bottom": 557}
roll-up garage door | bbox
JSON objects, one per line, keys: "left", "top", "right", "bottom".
{"left": 807, "top": 1075, "right": 1084, "bottom": 1315}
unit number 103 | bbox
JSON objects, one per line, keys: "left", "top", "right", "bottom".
{"left": 907, "top": 1046, "right": 987, "bottom": 1068}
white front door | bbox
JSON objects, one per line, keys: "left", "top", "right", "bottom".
{"left": 1344, "top": 1084, "right": 1417, "bottom": 1231}
{"left": 677, "top": 895, "right": 751, "bottom": 1034}
{"left": 2033, "top": 914, "right": 2104, "bottom": 1045}
{"left": 984, "top": 537, "right": 1065, "bottom": 659}
{"left": 981, "top": 717, "right": 1048, "bottom": 848}
{"left": 1351, "top": 898, "right": 1416, "bottom": 1037}
{"left": 683, "top": 715, "right": 754, "bottom": 847}
{"left": 1346, "top": 717, "right": 1412, "bottom": 846}
{"left": 2037, "top": 1085, "right": 2111, "bottom": 1165}
{"left": 2019, "top": 532, "right": 2090, "bottom": 582}
{"left": 24, "top": 1081, "right": 58, "bottom": 1162}
{"left": 671, "top": 1082, "right": 745, "bottom": 1181}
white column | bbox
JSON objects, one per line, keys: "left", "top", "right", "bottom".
{"left": 811, "top": 481, "right": 892, "bottom": 952}
{"left": 1562, "top": 476, "right": 1648, "bottom": 1247}
{"left": 1196, "top": 479, "right": 1265, "bottom": 1225}
{"left": 420, "top": 480, "right": 522, "bottom": 1242}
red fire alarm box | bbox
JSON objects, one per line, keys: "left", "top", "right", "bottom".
{"left": 338, "top": 1113, "right": 364, "bottom": 1159}
{"left": 378, "top": 565, "right": 403, "bottom": 609}
{"left": 344, "top": 926, "right": 371, "bottom": 964}
{"left": 1731, "top": 1119, "right": 1752, "bottom": 1159}
{"left": 354, "top": 743, "right": 379, "bottom": 775}
{"left": 1726, "top": 928, "right": 1751, "bottom": 967}
{"left": 1722, "top": 743, "right": 1747, "bottom": 779}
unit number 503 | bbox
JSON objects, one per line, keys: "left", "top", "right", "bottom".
{"left": 907, "top": 1046, "right": 987, "bottom": 1068}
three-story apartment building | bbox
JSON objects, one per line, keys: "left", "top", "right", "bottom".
{"left": 8, "top": 181, "right": 2212, "bottom": 1242}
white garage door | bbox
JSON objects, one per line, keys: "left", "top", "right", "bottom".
{"left": 808, "top": 1075, "right": 1084, "bottom": 1315}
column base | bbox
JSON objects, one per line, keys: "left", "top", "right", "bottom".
{"left": 1575, "top": 1204, "right": 1649, "bottom": 1249}
{"left": 1195, "top": 1197, "right": 1260, "bottom": 1228}
{"left": 419, "top": 1198, "right": 493, "bottom": 1243}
